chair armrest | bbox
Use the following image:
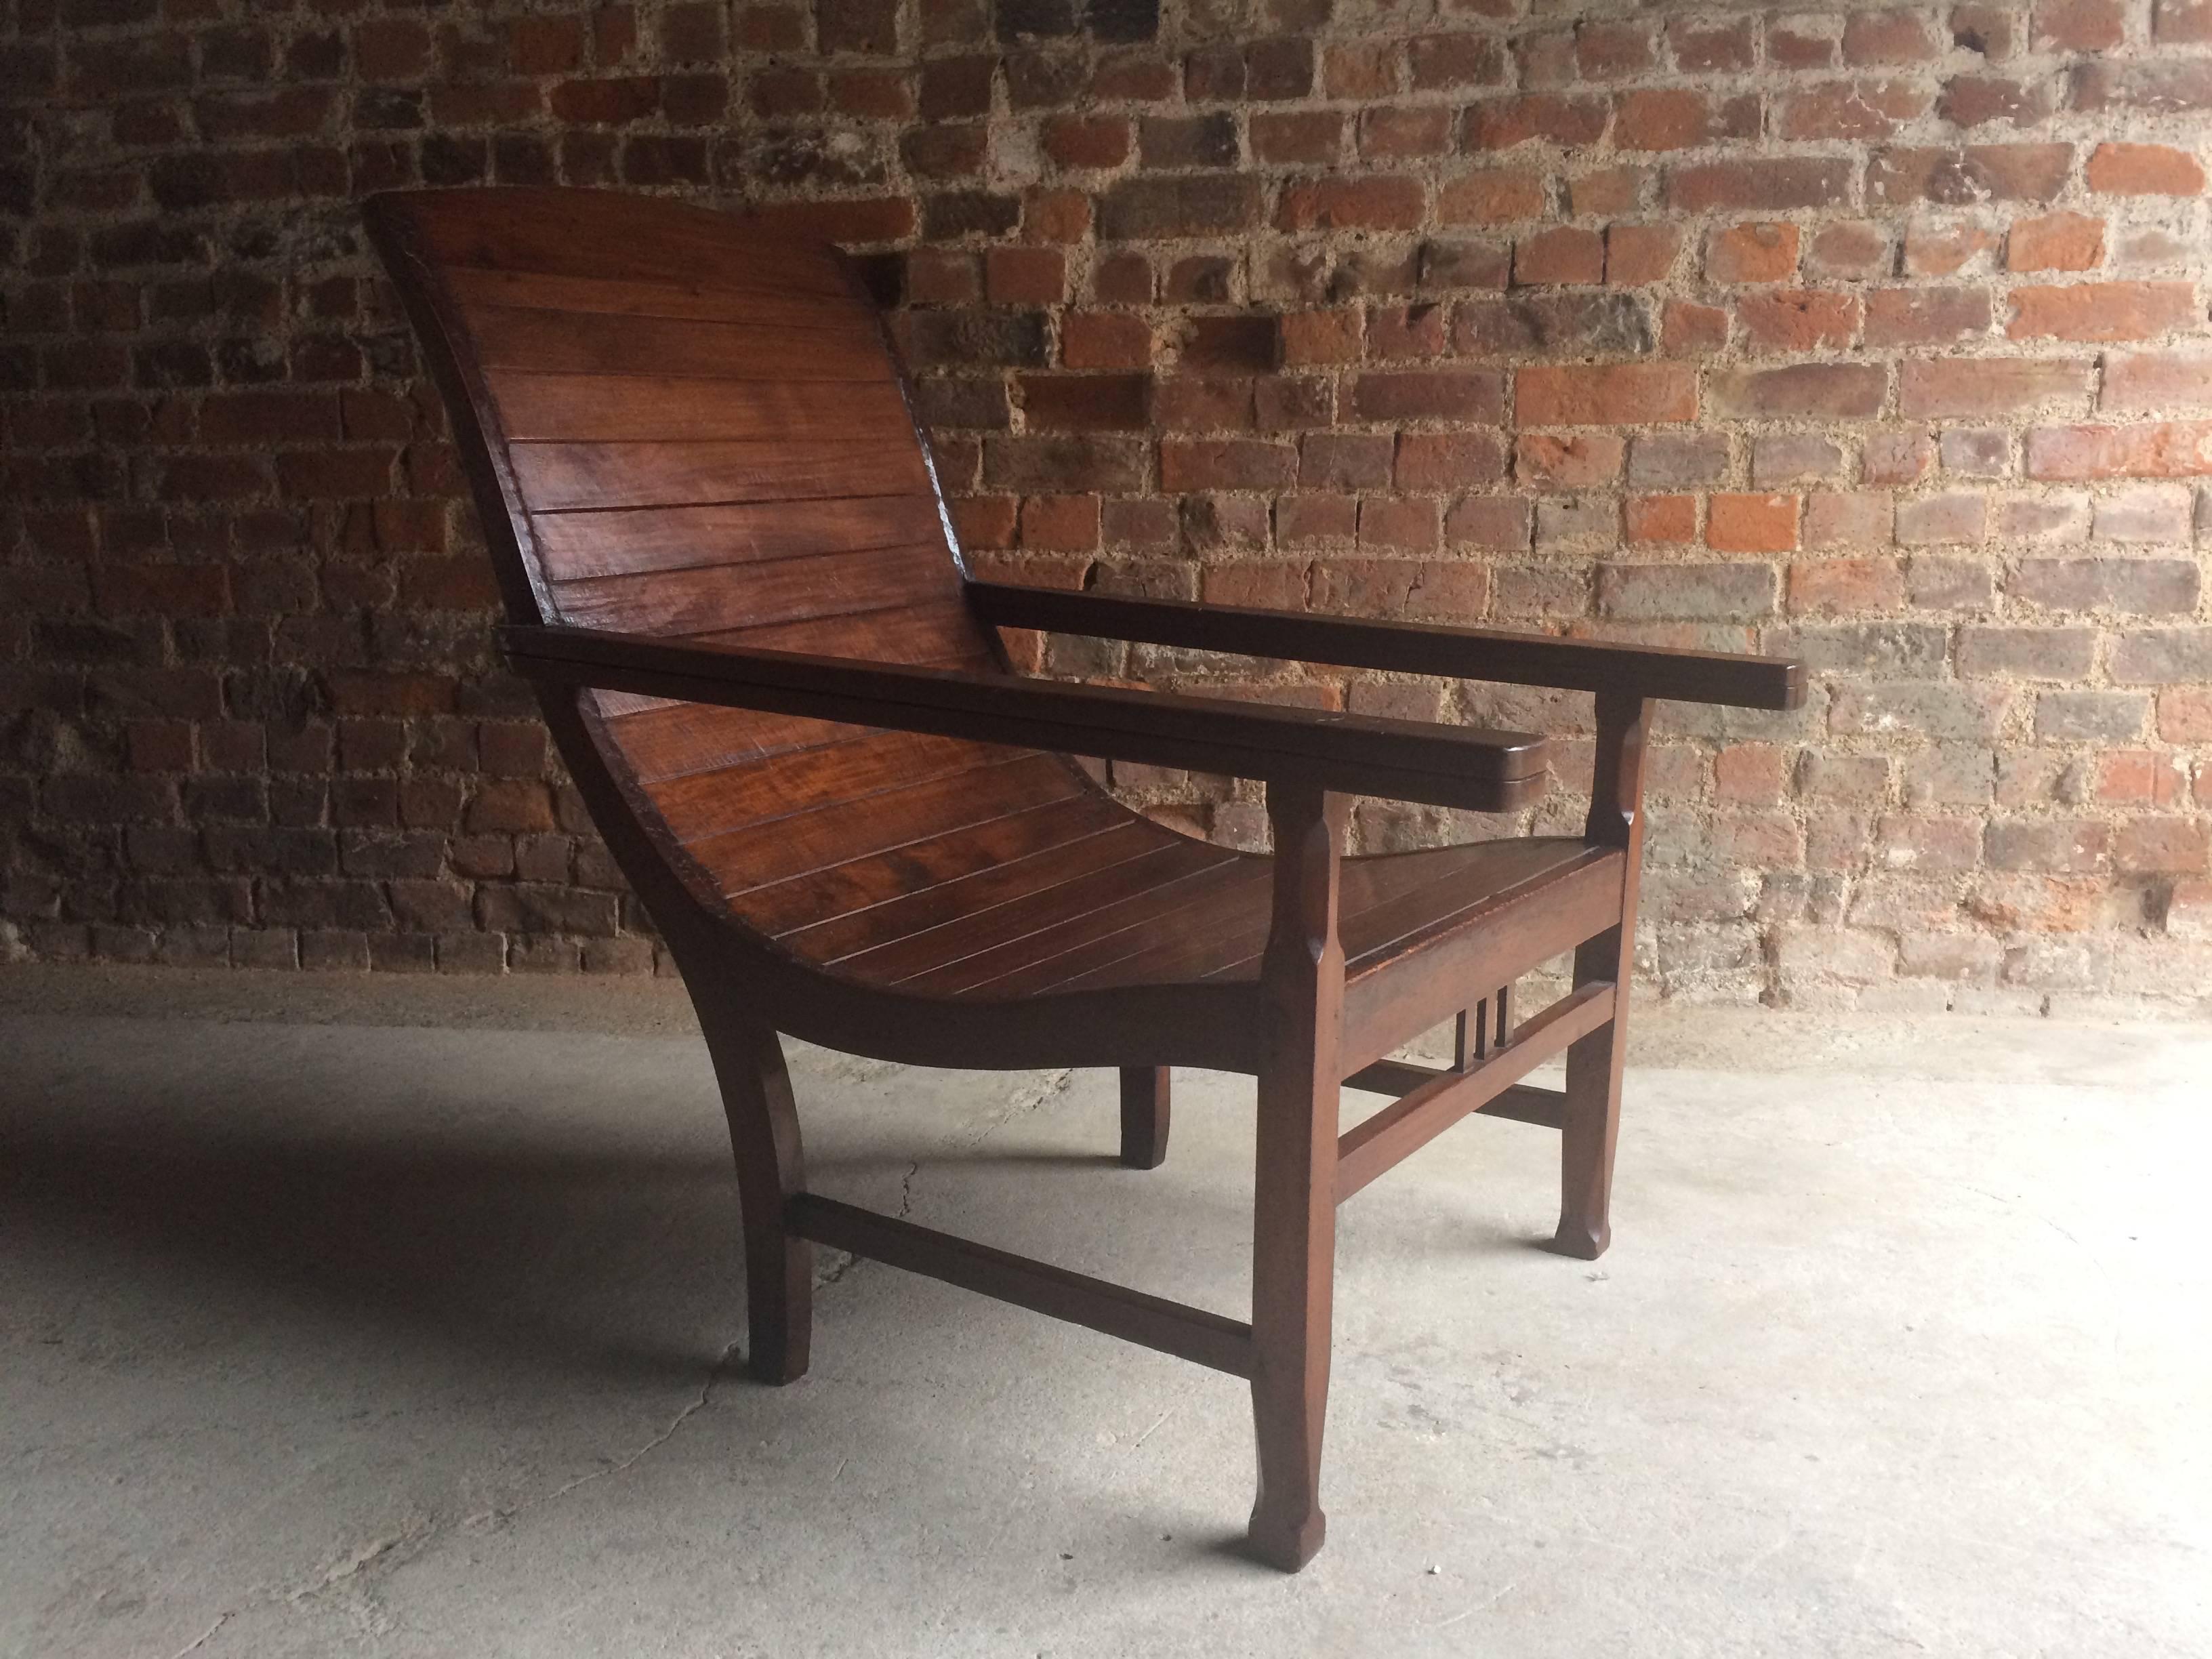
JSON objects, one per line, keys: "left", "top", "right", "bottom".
{"left": 966, "top": 583, "right": 1803, "bottom": 711}
{"left": 499, "top": 625, "right": 1551, "bottom": 814}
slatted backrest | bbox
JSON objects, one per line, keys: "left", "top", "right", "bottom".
{"left": 369, "top": 188, "right": 1090, "bottom": 927}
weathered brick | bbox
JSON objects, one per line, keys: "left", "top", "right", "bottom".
{"left": 2026, "top": 422, "right": 2212, "bottom": 480}
{"left": 1597, "top": 562, "right": 1779, "bottom": 621}
{"left": 1898, "top": 358, "right": 2092, "bottom": 417}
{"left": 2007, "top": 283, "right": 2198, "bottom": 344}
{"left": 1708, "top": 364, "right": 1886, "bottom": 419}
{"left": 1515, "top": 364, "right": 1695, "bottom": 426}
{"left": 1705, "top": 222, "right": 1799, "bottom": 285}
{"left": 2085, "top": 142, "right": 2207, "bottom": 197}
{"left": 2100, "top": 350, "right": 2212, "bottom": 413}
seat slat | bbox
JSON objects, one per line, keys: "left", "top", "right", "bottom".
{"left": 848, "top": 839, "right": 1232, "bottom": 983}
{"left": 489, "top": 369, "right": 916, "bottom": 445}
{"left": 785, "top": 818, "right": 1166, "bottom": 962}
{"left": 509, "top": 437, "right": 931, "bottom": 513}
{"left": 902, "top": 850, "right": 1259, "bottom": 996}
{"left": 470, "top": 304, "right": 896, "bottom": 382}
{"left": 529, "top": 497, "right": 948, "bottom": 584}
{"left": 548, "top": 544, "right": 953, "bottom": 636}
{"left": 684, "top": 753, "right": 1084, "bottom": 897}
{"left": 446, "top": 266, "right": 884, "bottom": 330}
{"left": 733, "top": 793, "right": 1132, "bottom": 939}
{"left": 651, "top": 729, "right": 1023, "bottom": 844}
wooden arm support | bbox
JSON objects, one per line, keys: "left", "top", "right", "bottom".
{"left": 966, "top": 582, "right": 1803, "bottom": 712}
{"left": 500, "top": 623, "right": 1551, "bottom": 814}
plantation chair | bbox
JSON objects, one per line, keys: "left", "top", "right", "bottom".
{"left": 367, "top": 187, "right": 1801, "bottom": 1572}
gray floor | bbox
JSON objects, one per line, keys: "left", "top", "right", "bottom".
{"left": 2, "top": 968, "right": 2207, "bottom": 1658}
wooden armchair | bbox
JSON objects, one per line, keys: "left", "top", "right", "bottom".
{"left": 367, "top": 188, "right": 1801, "bottom": 1572}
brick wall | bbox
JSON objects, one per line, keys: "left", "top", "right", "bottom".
{"left": 3, "top": 0, "right": 2211, "bottom": 1011}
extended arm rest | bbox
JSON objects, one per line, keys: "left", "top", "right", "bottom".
{"left": 966, "top": 583, "right": 1803, "bottom": 711}
{"left": 500, "top": 625, "right": 1550, "bottom": 814}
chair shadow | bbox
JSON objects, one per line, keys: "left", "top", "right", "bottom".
{"left": 0, "top": 1099, "right": 746, "bottom": 1388}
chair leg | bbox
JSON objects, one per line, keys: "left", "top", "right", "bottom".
{"left": 1554, "top": 935, "right": 1627, "bottom": 1262}
{"left": 1118, "top": 1066, "right": 1170, "bottom": 1168}
{"left": 1246, "top": 781, "right": 1346, "bottom": 1573}
{"left": 699, "top": 1007, "right": 813, "bottom": 1383}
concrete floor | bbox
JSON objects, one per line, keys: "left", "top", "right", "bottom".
{"left": 1, "top": 968, "right": 2206, "bottom": 1658}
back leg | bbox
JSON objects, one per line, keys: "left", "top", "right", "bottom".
{"left": 1119, "top": 1066, "right": 1170, "bottom": 1169}
{"left": 698, "top": 1006, "right": 813, "bottom": 1382}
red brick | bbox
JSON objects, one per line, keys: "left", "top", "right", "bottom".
{"left": 1061, "top": 312, "right": 1151, "bottom": 370}
{"left": 1615, "top": 89, "right": 1755, "bottom": 151}
{"left": 1861, "top": 286, "right": 1992, "bottom": 345}
{"left": 1789, "top": 558, "right": 1908, "bottom": 614}
{"left": 2033, "top": 0, "right": 2126, "bottom": 49}
{"left": 2085, "top": 142, "right": 2207, "bottom": 197}
{"left": 1904, "top": 216, "right": 2001, "bottom": 276}
{"left": 1780, "top": 78, "right": 1930, "bottom": 141}
{"left": 1254, "top": 111, "right": 1343, "bottom": 165}
{"left": 1707, "top": 493, "right": 1801, "bottom": 553}
{"left": 1515, "top": 432, "right": 1624, "bottom": 487}
{"left": 1357, "top": 106, "right": 1450, "bottom": 160}
{"left": 1513, "top": 226, "right": 1603, "bottom": 285}
{"left": 1707, "top": 364, "right": 1887, "bottom": 419}
{"left": 1463, "top": 93, "right": 1608, "bottom": 152}
{"left": 2007, "top": 211, "right": 2105, "bottom": 273}
{"left": 1624, "top": 493, "right": 1696, "bottom": 544}
{"left": 1408, "top": 32, "right": 1508, "bottom": 91}
{"left": 986, "top": 247, "right": 1064, "bottom": 306}
{"left": 1844, "top": 7, "right": 1938, "bottom": 62}
{"left": 1737, "top": 289, "right": 1861, "bottom": 352}
{"left": 1898, "top": 357, "right": 2092, "bottom": 416}
{"left": 2007, "top": 283, "right": 2198, "bottom": 343}
{"left": 2102, "top": 350, "right": 2212, "bottom": 413}
{"left": 1041, "top": 115, "right": 1130, "bottom": 169}
{"left": 1019, "top": 374, "right": 1147, "bottom": 432}
{"left": 1575, "top": 19, "right": 1656, "bottom": 79}
{"left": 1396, "top": 432, "right": 1507, "bottom": 491}
{"left": 1661, "top": 300, "right": 1729, "bottom": 356}
{"left": 1706, "top": 221, "right": 1799, "bottom": 284}
{"left": 1019, "top": 495, "right": 1099, "bottom": 552}
{"left": 1278, "top": 310, "right": 1362, "bottom": 367}
{"left": 1868, "top": 144, "right": 2072, "bottom": 205}
{"left": 1667, "top": 159, "right": 1853, "bottom": 213}
{"left": 1603, "top": 224, "right": 1681, "bottom": 286}
{"left": 1275, "top": 175, "right": 1425, "bottom": 232}
{"left": 1160, "top": 439, "right": 1296, "bottom": 491}
{"left": 1938, "top": 75, "right": 2057, "bottom": 129}
{"left": 1435, "top": 168, "right": 1547, "bottom": 224}
{"left": 1352, "top": 370, "right": 1504, "bottom": 423}
{"left": 1515, "top": 364, "right": 1696, "bottom": 426}
{"left": 2026, "top": 422, "right": 2212, "bottom": 480}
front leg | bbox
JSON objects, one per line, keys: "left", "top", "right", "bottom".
{"left": 695, "top": 1002, "right": 813, "bottom": 1384}
{"left": 1247, "top": 783, "right": 1349, "bottom": 1572}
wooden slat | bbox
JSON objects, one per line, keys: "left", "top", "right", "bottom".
{"left": 786, "top": 1193, "right": 1255, "bottom": 1378}
{"left": 685, "top": 753, "right": 1082, "bottom": 896}
{"left": 605, "top": 703, "right": 857, "bottom": 785}
{"left": 529, "top": 496, "right": 948, "bottom": 583}
{"left": 868, "top": 840, "right": 1238, "bottom": 986}
{"left": 972, "top": 859, "right": 1274, "bottom": 997}
{"left": 508, "top": 437, "right": 931, "bottom": 513}
{"left": 1334, "top": 983, "right": 1615, "bottom": 1202}
{"left": 470, "top": 304, "right": 895, "bottom": 382}
{"left": 651, "top": 729, "right": 1022, "bottom": 844}
{"left": 397, "top": 188, "right": 855, "bottom": 294}
{"left": 970, "top": 581, "right": 1805, "bottom": 712}
{"left": 549, "top": 543, "right": 954, "bottom": 636}
{"left": 785, "top": 818, "right": 1166, "bottom": 961}
{"left": 731, "top": 792, "right": 1130, "bottom": 938}
{"left": 489, "top": 369, "right": 916, "bottom": 445}
{"left": 585, "top": 613, "right": 988, "bottom": 718}
{"left": 446, "top": 265, "right": 884, "bottom": 331}
{"left": 1338, "top": 840, "right": 1607, "bottom": 970}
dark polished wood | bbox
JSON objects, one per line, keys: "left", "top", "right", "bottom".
{"left": 1119, "top": 1067, "right": 1170, "bottom": 1170}
{"left": 367, "top": 185, "right": 1799, "bottom": 1574}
